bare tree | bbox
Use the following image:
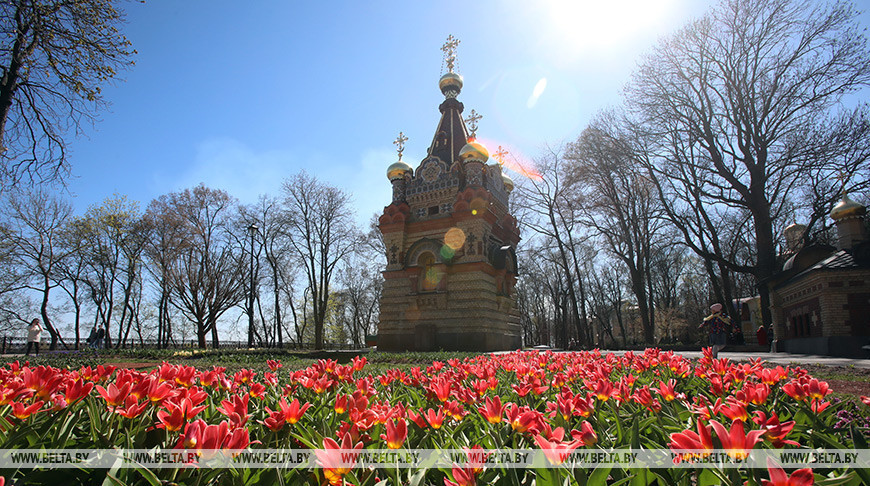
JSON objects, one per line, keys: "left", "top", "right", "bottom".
{"left": 627, "top": 0, "right": 870, "bottom": 327}
{"left": 74, "top": 194, "right": 139, "bottom": 349}
{"left": 0, "top": 0, "right": 135, "bottom": 187}
{"left": 334, "top": 244, "right": 382, "bottom": 348}
{"left": 159, "top": 185, "right": 244, "bottom": 348}
{"left": 565, "top": 122, "right": 667, "bottom": 344}
{"left": 282, "top": 172, "right": 356, "bottom": 349}
{"left": 1, "top": 188, "right": 72, "bottom": 348}
{"left": 54, "top": 219, "right": 88, "bottom": 348}
{"left": 514, "top": 151, "right": 590, "bottom": 348}
{"left": 142, "top": 194, "right": 188, "bottom": 348}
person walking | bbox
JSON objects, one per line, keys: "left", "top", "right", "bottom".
{"left": 94, "top": 327, "right": 105, "bottom": 349}
{"left": 25, "top": 318, "right": 42, "bottom": 356}
{"left": 756, "top": 325, "right": 768, "bottom": 348}
{"left": 699, "top": 303, "right": 732, "bottom": 358}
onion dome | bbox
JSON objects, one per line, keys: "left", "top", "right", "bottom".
{"left": 459, "top": 139, "right": 489, "bottom": 163}
{"left": 502, "top": 173, "right": 514, "bottom": 193}
{"left": 439, "top": 72, "right": 463, "bottom": 97}
{"left": 387, "top": 160, "right": 413, "bottom": 181}
{"left": 830, "top": 194, "right": 866, "bottom": 220}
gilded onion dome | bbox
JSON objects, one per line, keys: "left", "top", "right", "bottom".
{"left": 439, "top": 72, "right": 463, "bottom": 97}
{"left": 387, "top": 160, "right": 413, "bottom": 181}
{"left": 502, "top": 173, "right": 514, "bottom": 193}
{"left": 459, "top": 139, "right": 489, "bottom": 163}
{"left": 830, "top": 194, "right": 866, "bottom": 220}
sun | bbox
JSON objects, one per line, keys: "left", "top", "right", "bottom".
{"left": 539, "top": 0, "right": 678, "bottom": 63}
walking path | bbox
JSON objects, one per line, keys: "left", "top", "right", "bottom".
{"left": 598, "top": 350, "right": 870, "bottom": 369}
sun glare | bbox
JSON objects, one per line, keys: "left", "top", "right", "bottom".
{"left": 477, "top": 137, "right": 542, "bottom": 182}
{"left": 541, "top": 0, "right": 677, "bottom": 62}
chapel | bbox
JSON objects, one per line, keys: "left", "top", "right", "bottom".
{"left": 376, "top": 37, "right": 522, "bottom": 351}
{"left": 767, "top": 194, "right": 870, "bottom": 357}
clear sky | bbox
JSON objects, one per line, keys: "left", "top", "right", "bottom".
{"left": 61, "top": 0, "right": 868, "bottom": 226}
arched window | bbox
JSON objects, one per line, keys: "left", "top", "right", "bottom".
{"left": 418, "top": 252, "right": 438, "bottom": 291}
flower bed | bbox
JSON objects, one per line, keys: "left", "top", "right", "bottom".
{"left": 0, "top": 348, "right": 866, "bottom": 485}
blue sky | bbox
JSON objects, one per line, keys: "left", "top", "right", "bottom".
{"left": 63, "top": 0, "right": 868, "bottom": 226}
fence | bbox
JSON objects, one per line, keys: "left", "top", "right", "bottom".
{"left": 0, "top": 336, "right": 349, "bottom": 354}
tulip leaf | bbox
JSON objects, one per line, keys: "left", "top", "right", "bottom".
{"left": 697, "top": 468, "right": 720, "bottom": 486}
{"left": 850, "top": 424, "right": 868, "bottom": 449}
{"left": 629, "top": 468, "right": 652, "bottom": 486}
{"left": 589, "top": 465, "right": 612, "bottom": 485}
{"left": 630, "top": 418, "right": 640, "bottom": 449}
{"left": 814, "top": 471, "right": 862, "bottom": 486}
{"left": 408, "top": 468, "right": 427, "bottom": 486}
{"left": 130, "top": 463, "right": 161, "bottom": 486}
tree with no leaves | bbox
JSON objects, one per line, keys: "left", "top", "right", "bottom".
{"left": 152, "top": 185, "right": 244, "bottom": 348}
{"left": 282, "top": 172, "right": 357, "bottom": 350}
{"left": 628, "top": 0, "right": 870, "bottom": 328}
{"left": 0, "top": 0, "right": 135, "bottom": 188}
{"left": 566, "top": 120, "right": 667, "bottom": 345}
{"left": 2, "top": 189, "right": 73, "bottom": 349}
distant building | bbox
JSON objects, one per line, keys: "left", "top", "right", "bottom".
{"left": 732, "top": 297, "right": 763, "bottom": 344}
{"left": 376, "top": 38, "right": 522, "bottom": 351}
{"left": 767, "top": 195, "right": 870, "bottom": 357}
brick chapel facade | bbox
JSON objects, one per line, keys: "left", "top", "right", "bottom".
{"left": 376, "top": 46, "right": 522, "bottom": 351}
{"left": 768, "top": 195, "right": 870, "bottom": 357}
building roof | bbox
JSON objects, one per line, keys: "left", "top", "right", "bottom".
{"left": 774, "top": 247, "right": 870, "bottom": 289}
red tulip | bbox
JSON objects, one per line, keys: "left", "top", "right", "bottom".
{"left": 115, "top": 396, "right": 148, "bottom": 419}
{"left": 655, "top": 379, "right": 678, "bottom": 402}
{"left": 217, "top": 394, "right": 249, "bottom": 428}
{"left": 380, "top": 418, "right": 407, "bottom": 449}
{"left": 669, "top": 419, "right": 714, "bottom": 459}
{"left": 477, "top": 395, "right": 505, "bottom": 424}
{"left": 444, "top": 466, "right": 476, "bottom": 486}
{"left": 278, "top": 397, "right": 310, "bottom": 425}
{"left": 11, "top": 400, "right": 43, "bottom": 420}
{"left": 762, "top": 459, "right": 814, "bottom": 486}
{"left": 425, "top": 408, "right": 445, "bottom": 429}
{"left": 316, "top": 432, "right": 363, "bottom": 486}
{"left": 710, "top": 419, "right": 765, "bottom": 460}
{"left": 570, "top": 421, "right": 598, "bottom": 446}
{"left": 63, "top": 378, "right": 94, "bottom": 404}
{"left": 96, "top": 381, "right": 131, "bottom": 408}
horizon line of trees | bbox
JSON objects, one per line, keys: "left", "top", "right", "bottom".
{"left": 0, "top": 172, "right": 383, "bottom": 350}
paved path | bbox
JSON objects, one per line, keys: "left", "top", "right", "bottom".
{"left": 596, "top": 350, "right": 870, "bottom": 369}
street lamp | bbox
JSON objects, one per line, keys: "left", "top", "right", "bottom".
{"left": 248, "top": 223, "right": 258, "bottom": 347}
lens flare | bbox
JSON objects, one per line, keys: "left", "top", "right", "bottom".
{"left": 440, "top": 245, "right": 455, "bottom": 260}
{"left": 444, "top": 227, "right": 466, "bottom": 250}
{"left": 475, "top": 137, "right": 542, "bottom": 181}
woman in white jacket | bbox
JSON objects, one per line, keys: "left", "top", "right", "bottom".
{"left": 25, "top": 318, "right": 41, "bottom": 356}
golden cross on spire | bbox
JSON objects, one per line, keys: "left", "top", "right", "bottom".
{"left": 493, "top": 146, "right": 509, "bottom": 166}
{"left": 393, "top": 131, "right": 409, "bottom": 160}
{"left": 834, "top": 169, "right": 851, "bottom": 193}
{"left": 465, "top": 109, "right": 482, "bottom": 138}
{"left": 441, "top": 35, "right": 460, "bottom": 73}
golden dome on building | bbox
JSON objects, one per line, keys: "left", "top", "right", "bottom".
{"left": 830, "top": 194, "right": 866, "bottom": 220}
{"left": 459, "top": 139, "right": 489, "bottom": 163}
{"left": 502, "top": 173, "right": 514, "bottom": 193}
{"left": 439, "top": 72, "right": 463, "bottom": 96}
{"left": 387, "top": 160, "right": 413, "bottom": 181}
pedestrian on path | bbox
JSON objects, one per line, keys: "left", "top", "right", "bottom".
{"left": 699, "top": 303, "right": 732, "bottom": 358}
{"left": 25, "top": 318, "right": 42, "bottom": 356}
{"left": 756, "top": 325, "right": 768, "bottom": 347}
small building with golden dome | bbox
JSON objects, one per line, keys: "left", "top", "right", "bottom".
{"left": 766, "top": 194, "right": 870, "bottom": 357}
{"left": 376, "top": 40, "right": 521, "bottom": 352}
